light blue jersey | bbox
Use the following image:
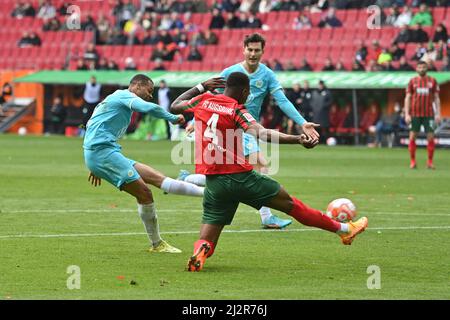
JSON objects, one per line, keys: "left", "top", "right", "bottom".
{"left": 83, "top": 89, "right": 179, "bottom": 188}
{"left": 220, "top": 63, "right": 306, "bottom": 156}
{"left": 220, "top": 63, "right": 282, "bottom": 121}
{"left": 83, "top": 89, "right": 179, "bottom": 150}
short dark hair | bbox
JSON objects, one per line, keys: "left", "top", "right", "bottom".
{"left": 244, "top": 33, "right": 266, "bottom": 49}
{"left": 226, "top": 72, "right": 250, "bottom": 89}
{"left": 130, "top": 74, "right": 153, "bottom": 86}
{"left": 417, "top": 61, "right": 428, "bottom": 67}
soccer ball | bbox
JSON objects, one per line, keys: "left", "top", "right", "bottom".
{"left": 326, "top": 198, "right": 357, "bottom": 222}
{"left": 326, "top": 137, "right": 337, "bottom": 146}
{"left": 18, "top": 127, "right": 27, "bottom": 136}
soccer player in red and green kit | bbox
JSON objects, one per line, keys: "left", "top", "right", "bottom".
{"left": 171, "top": 72, "right": 368, "bottom": 272}
{"left": 405, "top": 61, "right": 441, "bottom": 169}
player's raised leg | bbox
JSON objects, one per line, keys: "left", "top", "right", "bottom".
{"left": 134, "top": 162, "right": 204, "bottom": 196}
{"left": 121, "top": 178, "right": 181, "bottom": 253}
{"left": 265, "top": 187, "right": 368, "bottom": 245}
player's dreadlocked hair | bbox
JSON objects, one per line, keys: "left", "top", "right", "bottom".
{"left": 226, "top": 72, "right": 250, "bottom": 89}
{"left": 129, "top": 74, "right": 153, "bottom": 86}
{"left": 243, "top": 33, "right": 266, "bottom": 49}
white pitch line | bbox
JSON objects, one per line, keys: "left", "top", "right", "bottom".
{"left": 2, "top": 209, "right": 450, "bottom": 216}
{"left": 0, "top": 226, "right": 449, "bottom": 240}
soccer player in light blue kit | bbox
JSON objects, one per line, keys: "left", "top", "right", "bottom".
{"left": 180, "top": 33, "right": 320, "bottom": 229}
{"left": 84, "top": 74, "right": 206, "bottom": 253}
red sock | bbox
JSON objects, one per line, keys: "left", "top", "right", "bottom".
{"left": 409, "top": 139, "right": 416, "bottom": 161}
{"left": 194, "top": 239, "right": 215, "bottom": 258}
{"left": 427, "top": 138, "right": 435, "bottom": 162}
{"left": 289, "top": 197, "right": 340, "bottom": 233}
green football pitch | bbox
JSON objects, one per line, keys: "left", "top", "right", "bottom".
{"left": 1, "top": 135, "right": 449, "bottom": 300}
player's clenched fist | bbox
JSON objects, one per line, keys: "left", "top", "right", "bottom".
{"left": 174, "top": 114, "right": 186, "bottom": 125}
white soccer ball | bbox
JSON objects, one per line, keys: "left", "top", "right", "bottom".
{"left": 326, "top": 137, "right": 337, "bottom": 146}
{"left": 18, "top": 127, "right": 27, "bottom": 136}
{"left": 326, "top": 198, "right": 357, "bottom": 222}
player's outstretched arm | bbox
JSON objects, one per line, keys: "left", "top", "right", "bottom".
{"left": 171, "top": 77, "right": 225, "bottom": 114}
{"left": 246, "top": 123, "right": 318, "bottom": 148}
{"left": 272, "top": 89, "right": 320, "bottom": 141}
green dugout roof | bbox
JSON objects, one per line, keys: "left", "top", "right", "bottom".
{"left": 14, "top": 70, "right": 450, "bottom": 89}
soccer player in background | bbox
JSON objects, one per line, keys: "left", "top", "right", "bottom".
{"left": 171, "top": 72, "right": 368, "bottom": 272}
{"left": 83, "top": 74, "right": 207, "bottom": 253}
{"left": 404, "top": 61, "right": 441, "bottom": 169}
{"left": 179, "top": 33, "right": 320, "bottom": 229}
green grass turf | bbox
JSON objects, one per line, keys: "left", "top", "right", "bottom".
{"left": 0, "top": 134, "right": 449, "bottom": 300}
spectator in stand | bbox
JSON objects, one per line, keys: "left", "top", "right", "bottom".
{"left": 97, "top": 57, "right": 109, "bottom": 70}
{"left": 191, "top": 0, "right": 208, "bottom": 13}
{"left": 300, "top": 80, "right": 314, "bottom": 121}
{"left": 355, "top": 40, "right": 368, "bottom": 63}
{"left": 124, "top": 57, "right": 137, "bottom": 70}
{"left": 18, "top": 31, "right": 32, "bottom": 47}
{"left": 58, "top": 2, "right": 71, "bottom": 15}
{"left": 142, "top": 29, "right": 161, "bottom": 45}
{"left": 322, "top": 58, "right": 335, "bottom": 71}
{"left": 394, "top": 24, "right": 411, "bottom": 43}
{"left": 235, "top": 12, "right": 249, "bottom": 28}
{"left": 151, "top": 42, "right": 167, "bottom": 61}
{"left": 82, "top": 15, "right": 97, "bottom": 31}
{"left": 389, "top": 43, "right": 405, "bottom": 60}
{"left": 298, "top": 58, "right": 313, "bottom": 71}
{"left": 366, "top": 59, "right": 382, "bottom": 71}
{"left": 247, "top": 13, "right": 262, "bottom": 29}
{"left": 106, "top": 29, "right": 127, "bottom": 45}
{"left": 170, "top": 12, "right": 184, "bottom": 29}
{"left": 285, "top": 60, "right": 297, "bottom": 71}
{"left": 209, "top": 8, "right": 225, "bottom": 29}
{"left": 222, "top": 0, "right": 241, "bottom": 13}
{"left": 335, "top": 60, "right": 347, "bottom": 71}
{"left": 318, "top": 8, "right": 343, "bottom": 28}
{"left": 141, "top": 11, "right": 153, "bottom": 30}
{"left": 385, "top": 6, "right": 401, "bottom": 26}
{"left": 37, "top": 0, "right": 56, "bottom": 20}
{"left": 187, "top": 45, "right": 203, "bottom": 61}
{"left": 422, "top": 43, "right": 438, "bottom": 62}
{"left": 153, "top": 58, "right": 166, "bottom": 70}
{"left": 42, "top": 17, "right": 61, "bottom": 31}
{"left": 83, "top": 43, "right": 99, "bottom": 66}
{"left": 411, "top": 43, "right": 427, "bottom": 61}
{"left": 311, "top": 80, "right": 333, "bottom": 143}
{"left": 409, "top": 23, "right": 429, "bottom": 43}
{"left": 76, "top": 58, "right": 88, "bottom": 70}
{"left": 292, "top": 13, "right": 312, "bottom": 30}
{"left": 159, "top": 30, "right": 174, "bottom": 45}
{"left": 273, "top": 59, "right": 284, "bottom": 71}
{"left": 49, "top": 96, "right": 66, "bottom": 135}
{"left": 377, "top": 48, "right": 393, "bottom": 66}
{"left": 394, "top": 6, "right": 412, "bottom": 27}
{"left": 258, "top": 0, "right": 272, "bottom": 13}
{"left": 397, "top": 55, "right": 414, "bottom": 70}
{"left": 367, "top": 40, "right": 382, "bottom": 62}
{"left": 107, "top": 59, "right": 119, "bottom": 70}
{"left": 239, "top": 0, "right": 255, "bottom": 12}
{"left": 172, "top": 29, "right": 188, "bottom": 48}
{"left": 409, "top": 3, "right": 433, "bottom": 26}
{"left": 11, "top": 2, "right": 36, "bottom": 18}
{"left": 328, "top": 103, "right": 342, "bottom": 135}
{"left": 432, "top": 23, "right": 448, "bottom": 43}
{"left": 191, "top": 31, "right": 206, "bottom": 46}
{"left": 311, "top": 0, "right": 330, "bottom": 12}
{"left": 159, "top": 13, "right": 173, "bottom": 30}
{"left": 282, "top": 0, "right": 302, "bottom": 11}
{"left": 441, "top": 56, "right": 450, "bottom": 71}
{"left": 204, "top": 29, "right": 218, "bottom": 45}
{"left": 225, "top": 12, "right": 239, "bottom": 29}
{"left": 352, "top": 60, "right": 365, "bottom": 71}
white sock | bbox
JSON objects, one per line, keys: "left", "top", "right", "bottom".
{"left": 338, "top": 223, "right": 349, "bottom": 234}
{"left": 184, "top": 174, "right": 206, "bottom": 187}
{"left": 138, "top": 203, "right": 161, "bottom": 247}
{"left": 161, "top": 177, "right": 204, "bottom": 197}
{"left": 259, "top": 206, "right": 272, "bottom": 222}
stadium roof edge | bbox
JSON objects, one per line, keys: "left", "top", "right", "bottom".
{"left": 13, "top": 71, "right": 450, "bottom": 89}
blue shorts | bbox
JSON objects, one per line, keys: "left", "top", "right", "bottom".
{"left": 243, "top": 133, "right": 260, "bottom": 157}
{"left": 84, "top": 148, "right": 140, "bottom": 189}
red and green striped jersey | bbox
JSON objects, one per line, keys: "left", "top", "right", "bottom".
{"left": 406, "top": 75, "right": 439, "bottom": 117}
{"left": 182, "top": 93, "right": 257, "bottom": 175}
